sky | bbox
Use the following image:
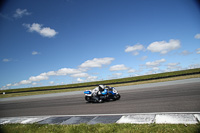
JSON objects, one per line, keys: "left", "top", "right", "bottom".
{"left": 0, "top": 0, "right": 200, "bottom": 90}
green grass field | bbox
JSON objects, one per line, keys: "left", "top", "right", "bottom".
{"left": 1, "top": 68, "right": 200, "bottom": 98}
{"left": 1, "top": 123, "right": 200, "bottom": 133}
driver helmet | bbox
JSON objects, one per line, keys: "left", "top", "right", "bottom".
{"left": 98, "top": 85, "right": 105, "bottom": 91}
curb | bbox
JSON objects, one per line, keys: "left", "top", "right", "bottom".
{"left": 0, "top": 113, "right": 200, "bottom": 125}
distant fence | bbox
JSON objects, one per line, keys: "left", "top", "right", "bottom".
{"left": 1, "top": 71, "right": 200, "bottom": 95}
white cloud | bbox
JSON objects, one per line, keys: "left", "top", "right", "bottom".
{"left": 0, "top": 83, "right": 12, "bottom": 90}
{"left": 4, "top": 67, "right": 82, "bottom": 88}
{"left": 166, "top": 62, "right": 182, "bottom": 71}
{"left": 188, "top": 63, "right": 200, "bottom": 69}
{"left": 76, "top": 76, "right": 98, "bottom": 82}
{"left": 167, "top": 63, "right": 180, "bottom": 66}
{"left": 2, "top": 58, "right": 11, "bottom": 62}
{"left": 6, "top": 83, "right": 12, "bottom": 87}
{"left": 13, "top": 83, "right": 20, "bottom": 86}
{"left": 77, "top": 78, "right": 84, "bottom": 82}
{"left": 140, "top": 56, "right": 148, "bottom": 61}
{"left": 40, "top": 27, "right": 57, "bottom": 37}
{"left": 152, "top": 67, "right": 160, "bottom": 71}
{"left": 112, "top": 73, "right": 122, "bottom": 76}
{"left": 28, "top": 73, "right": 49, "bottom": 82}
{"left": 133, "top": 51, "right": 139, "bottom": 56}
{"left": 167, "top": 63, "right": 180, "bottom": 69}
{"left": 125, "top": 44, "right": 145, "bottom": 55}
{"left": 32, "top": 51, "right": 40, "bottom": 55}
{"left": 23, "top": 23, "right": 58, "bottom": 38}
{"left": 147, "top": 39, "right": 181, "bottom": 54}
{"left": 79, "top": 57, "right": 114, "bottom": 68}
{"left": 9, "top": 72, "right": 50, "bottom": 87}
{"left": 145, "top": 67, "right": 161, "bottom": 75}
{"left": 195, "top": 33, "right": 200, "bottom": 39}
{"left": 0, "top": 86, "right": 9, "bottom": 90}
{"left": 13, "top": 8, "right": 31, "bottom": 18}
{"left": 71, "top": 73, "right": 89, "bottom": 78}
{"left": 19, "top": 80, "right": 32, "bottom": 85}
{"left": 49, "top": 81, "right": 55, "bottom": 85}
{"left": 107, "top": 73, "right": 123, "bottom": 79}
{"left": 145, "top": 71, "right": 154, "bottom": 75}
{"left": 25, "top": 23, "right": 41, "bottom": 32}
{"left": 196, "top": 48, "right": 200, "bottom": 54}
{"left": 46, "top": 71, "right": 57, "bottom": 76}
{"left": 56, "top": 68, "right": 81, "bottom": 75}
{"left": 1, "top": 57, "right": 114, "bottom": 89}
{"left": 86, "top": 76, "right": 98, "bottom": 81}
{"left": 180, "top": 50, "right": 191, "bottom": 55}
{"left": 32, "top": 82, "right": 41, "bottom": 86}
{"left": 146, "top": 58, "right": 166, "bottom": 67}
{"left": 110, "top": 64, "right": 129, "bottom": 71}
{"left": 128, "top": 69, "right": 136, "bottom": 73}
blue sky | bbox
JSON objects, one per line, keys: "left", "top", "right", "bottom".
{"left": 0, "top": 0, "right": 200, "bottom": 90}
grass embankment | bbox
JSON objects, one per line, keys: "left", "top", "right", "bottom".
{"left": 1, "top": 68, "right": 200, "bottom": 98}
{"left": 1, "top": 123, "right": 200, "bottom": 133}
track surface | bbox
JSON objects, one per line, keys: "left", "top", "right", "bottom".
{"left": 0, "top": 79, "right": 200, "bottom": 118}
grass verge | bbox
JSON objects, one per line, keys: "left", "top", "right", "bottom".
{"left": 0, "top": 123, "right": 200, "bottom": 133}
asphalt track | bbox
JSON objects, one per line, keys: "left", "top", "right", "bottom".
{"left": 0, "top": 78, "right": 200, "bottom": 118}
